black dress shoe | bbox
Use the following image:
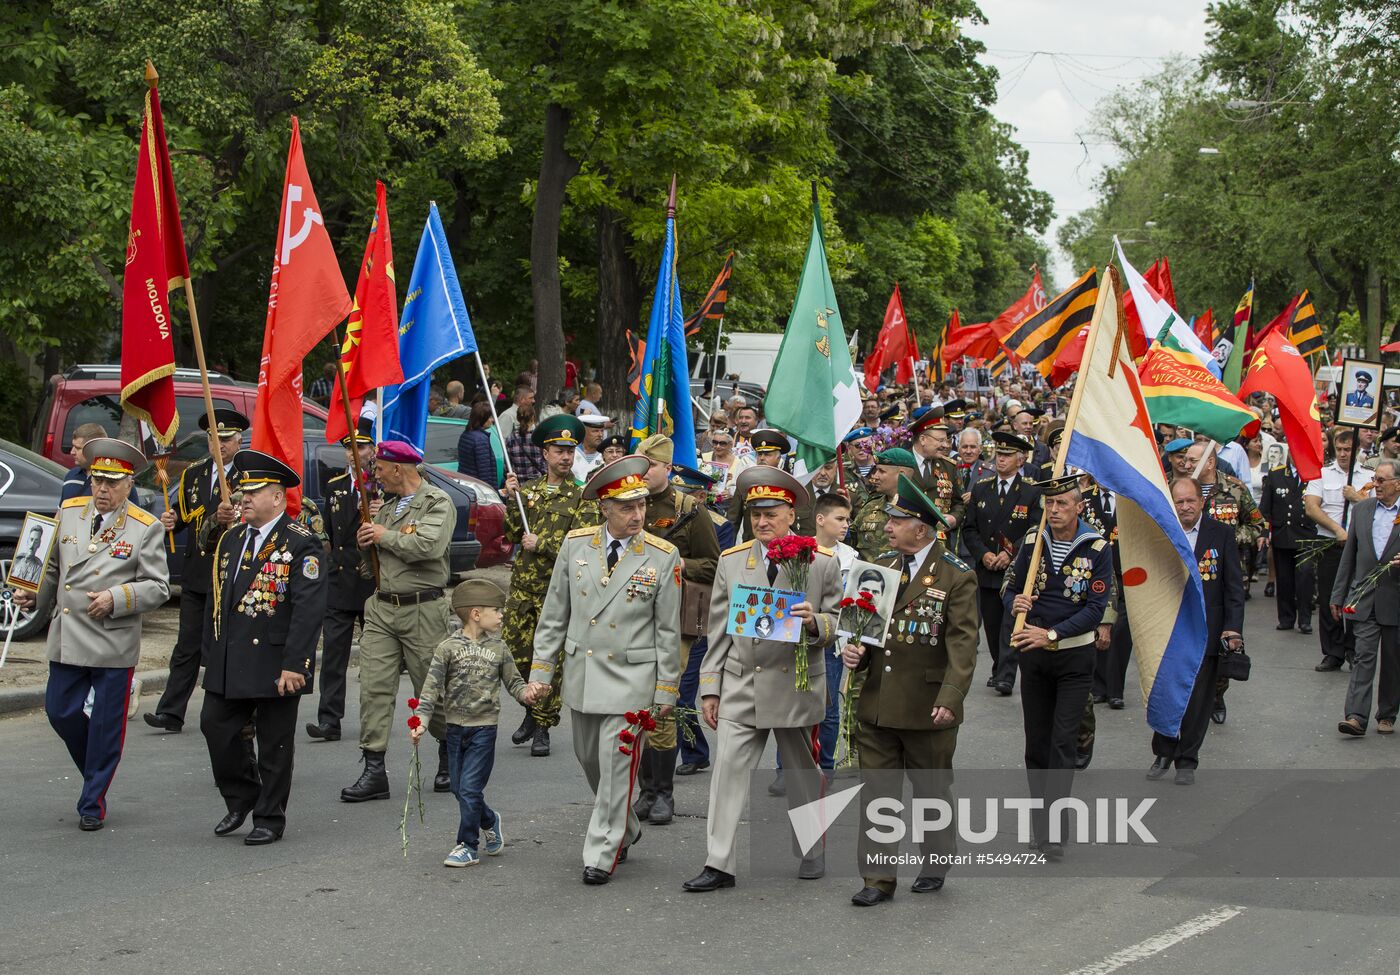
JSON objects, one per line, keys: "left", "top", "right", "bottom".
{"left": 767, "top": 770, "right": 786, "bottom": 796}
{"left": 79, "top": 815, "right": 103, "bottom": 831}
{"left": 910, "top": 876, "right": 944, "bottom": 893}
{"left": 1211, "top": 703, "right": 1226, "bottom": 725}
{"left": 1264, "top": 582, "right": 1275, "bottom": 597}
{"left": 1275, "top": 622, "right": 1294, "bottom": 631}
{"left": 1298, "top": 623, "right": 1313, "bottom": 634}
{"left": 511, "top": 713, "right": 537, "bottom": 746}
{"left": 1146, "top": 757, "right": 1170, "bottom": 780}
{"left": 1315, "top": 657, "right": 1343, "bottom": 672}
{"left": 994, "top": 682, "right": 1013, "bottom": 696}
{"left": 851, "top": 886, "right": 893, "bottom": 907}
{"left": 675, "top": 759, "right": 710, "bottom": 776}
{"left": 1091, "top": 693, "right": 1108, "bottom": 704}
{"left": 683, "top": 867, "right": 736, "bottom": 891}
{"left": 986, "top": 676, "right": 997, "bottom": 688}
{"left": 1041, "top": 841, "right": 1064, "bottom": 859}
{"left": 530, "top": 728, "right": 551, "bottom": 757}
{"left": 305, "top": 722, "right": 341, "bottom": 741}
{"left": 617, "top": 846, "right": 628, "bottom": 864}
{"left": 582, "top": 866, "right": 611, "bottom": 885}
{"left": 244, "top": 827, "right": 281, "bottom": 846}
{"left": 214, "top": 810, "right": 249, "bottom": 836}
{"left": 1174, "top": 768, "right": 1196, "bottom": 785}
{"left": 1074, "top": 748, "right": 1093, "bottom": 771}
{"left": 1109, "top": 697, "right": 1125, "bottom": 709}
{"left": 142, "top": 712, "right": 182, "bottom": 733}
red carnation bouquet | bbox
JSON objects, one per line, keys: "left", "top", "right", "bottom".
{"left": 399, "top": 696, "right": 426, "bottom": 857}
{"left": 617, "top": 709, "right": 659, "bottom": 755}
{"left": 765, "top": 534, "right": 820, "bottom": 690}
{"left": 1342, "top": 559, "right": 1397, "bottom": 615}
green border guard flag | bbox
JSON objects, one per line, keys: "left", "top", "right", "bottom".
{"left": 763, "top": 188, "right": 862, "bottom": 480}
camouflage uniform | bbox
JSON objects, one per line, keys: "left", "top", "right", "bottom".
{"left": 503, "top": 478, "right": 599, "bottom": 728}
{"left": 414, "top": 633, "right": 530, "bottom": 728}
{"left": 853, "top": 492, "right": 892, "bottom": 562}
{"left": 1203, "top": 474, "right": 1263, "bottom": 706}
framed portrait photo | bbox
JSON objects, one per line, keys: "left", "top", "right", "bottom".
{"left": 836, "top": 560, "right": 900, "bottom": 646}
{"left": 1337, "top": 358, "right": 1383, "bottom": 429}
{"left": 6, "top": 512, "right": 58, "bottom": 594}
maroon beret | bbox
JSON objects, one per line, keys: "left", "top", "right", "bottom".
{"left": 376, "top": 440, "right": 424, "bottom": 465}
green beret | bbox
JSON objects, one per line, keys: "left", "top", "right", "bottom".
{"left": 874, "top": 447, "right": 918, "bottom": 470}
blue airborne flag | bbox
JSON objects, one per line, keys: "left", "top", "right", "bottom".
{"left": 629, "top": 187, "right": 696, "bottom": 468}
{"left": 381, "top": 204, "right": 476, "bottom": 451}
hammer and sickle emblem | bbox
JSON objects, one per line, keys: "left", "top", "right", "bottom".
{"left": 281, "top": 184, "right": 325, "bottom": 264}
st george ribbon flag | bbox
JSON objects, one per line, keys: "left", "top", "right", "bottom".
{"left": 1065, "top": 269, "right": 1207, "bottom": 738}
{"left": 252, "top": 117, "right": 352, "bottom": 515}
{"left": 381, "top": 203, "right": 476, "bottom": 452}
{"left": 120, "top": 69, "right": 188, "bottom": 446}
{"left": 629, "top": 181, "right": 697, "bottom": 468}
{"left": 763, "top": 188, "right": 861, "bottom": 481}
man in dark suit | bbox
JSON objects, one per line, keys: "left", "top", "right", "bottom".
{"left": 1260, "top": 457, "right": 1315, "bottom": 634}
{"left": 1332, "top": 459, "right": 1400, "bottom": 737}
{"left": 1148, "top": 477, "right": 1244, "bottom": 784}
{"left": 200, "top": 450, "right": 327, "bottom": 845}
{"left": 962, "top": 431, "right": 1042, "bottom": 695}
{"left": 143, "top": 408, "right": 245, "bottom": 733}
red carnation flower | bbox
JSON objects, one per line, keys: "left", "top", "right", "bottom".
{"left": 406, "top": 715, "right": 422, "bottom": 729}
{"left": 624, "top": 710, "right": 639, "bottom": 724}
{"left": 839, "top": 597, "right": 856, "bottom": 608}
{"left": 640, "top": 713, "right": 657, "bottom": 732}
{"left": 1343, "top": 606, "right": 1357, "bottom": 615}
{"left": 619, "top": 745, "right": 632, "bottom": 755}
{"left": 619, "top": 730, "right": 635, "bottom": 744}
{"left": 407, "top": 697, "right": 420, "bottom": 710}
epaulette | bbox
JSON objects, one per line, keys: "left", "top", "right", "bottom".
{"left": 642, "top": 531, "right": 676, "bottom": 553}
{"left": 126, "top": 504, "right": 156, "bottom": 525}
{"left": 976, "top": 476, "right": 996, "bottom": 485}
{"left": 1270, "top": 464, "right": 1286, "bottom": 472}
{"left": 816, "top": 544, "right": 833, "bottom": 557}
{"left": 327, "top": 471, "right": 351, "bottom": 483}
{"left": 722, "top": 541, "right": 753, "bottom": 557}
{"left": 941, "top": 550, "right": 971, "bottom": 572}
{"left": 708, "top": 511, "right": 726, "bottom": 527}
{"left": 285, "top": 520, "right": 313, "bottom": 537}
{"left": 61, "top": 496, "right": 88, "bottom": 509}
{"left": 1091, "top": 538, "right": 1107, "bottom": 552}
{"left": 1024, "top": 530, "right": 1037, "bottom": 543}
{"left": 566, "top": 526, "right": 597, "bottom": 539}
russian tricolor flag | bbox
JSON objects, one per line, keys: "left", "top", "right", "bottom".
{"left": 1064, "top": 271, "right": 1207, "bottom": 738}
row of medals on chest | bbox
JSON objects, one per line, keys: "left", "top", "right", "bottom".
{"left": 226, "top": 544, "right": 292, "bottom": 615}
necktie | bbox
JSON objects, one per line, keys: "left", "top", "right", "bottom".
{"left": 898, "top": 554, "right": 915, "bottom": 599}
{"left": 607, "top": 539, "right": 621, "bottom": 572}
{"left": 766, "top": 560, "right": 779, "bottom": 586}
{"left": 90, "top": 513, "right": 102, "bottom": 538}
{"left": 234, "top": 528, "right": 260, "bottom": 589}
{"left": 999, "top": 480, "right": 1008, "bottom": 501}
{"left": 1104, "top": 492, "right": 1114, "bottom": 516}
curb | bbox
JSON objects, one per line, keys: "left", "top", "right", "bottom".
{"left": 0, "top": 668, "right": 169, "bottom": 717}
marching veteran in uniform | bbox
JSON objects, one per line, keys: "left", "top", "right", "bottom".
{"left": 341, "top": 440, "right": 458, "bottom": 802}
{"left": 144, "top": 408, "right": 244, "bottom": 733}
{"left": 632, "top": 434, "right": 720, "bottom": 826}
{"left": 1003, "top": 475, "right": 1113, "bottom": 857}
{"left": 841, "top": 475, "right": 978, "bottom": 906}
{"left": 683, "top": 466, "right": 842, "bottom": 893}
{"left": 201, "top": 451, "right": 325, "bottom": 845}
{"left": 16, "top": 438, "right": 168, "bottom": 830}
{"left": 528, "top": 456, "right": 682, "bottom": 885}
{"left": 503, "top": 414, "right": 599, "bottom": 757}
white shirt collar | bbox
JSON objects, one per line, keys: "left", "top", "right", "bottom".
{"left": 905, "top": 538, "right": 937, "bottom": 572}
{"left": 603, "top": 527, "right": 636, "bottom": 552}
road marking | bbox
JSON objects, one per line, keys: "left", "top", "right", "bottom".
{"left": 1063, "top": 905, "right": 1247, "bottom": 975}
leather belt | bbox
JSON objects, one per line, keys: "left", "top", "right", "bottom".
{"left": 376, "top": 587, "right": 444, "bottom": 607}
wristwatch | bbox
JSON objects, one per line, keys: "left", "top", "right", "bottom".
{"left": 1046, "top": 628, "right": 1059, "bottom": 643}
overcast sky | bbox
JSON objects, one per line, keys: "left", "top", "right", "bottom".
{"left": 965, "top": 1, "right": 1210, "bottom": 287}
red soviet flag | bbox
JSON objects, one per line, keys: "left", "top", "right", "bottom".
{"left": 120, "top": 70, "right": 188, "bottom": 446}
{"left": 252, "top": 117, "right": 352, "bottom": 514}
{"left": 1194, "top": 307, "right": 1215, "bottom": 349}
{"left": 326, "top": 180, "right": 402, "bottom": 443}
{"left": 1238, "top": 330, "right": 1325, "bottom": 481}
{"left": 864, "top": 283, "right": 916, "bottom": 392}
{"left": 987, "top": 269, "right": 1048, "bottom": 343}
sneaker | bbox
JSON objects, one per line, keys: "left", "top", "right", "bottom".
{"left": 482, "top": 812, "right": 506, "bottom": 856}
{"left": 444, "top": 843, "right": 480, "bottom": 867}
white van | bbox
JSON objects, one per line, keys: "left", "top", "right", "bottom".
{"left": 691, "top": 332, "right": 785, "bottom": 389}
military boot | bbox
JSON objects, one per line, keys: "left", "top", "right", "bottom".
{"left": 340, "top": 749, "right": 391, "bottom": 802}
{"left": 510, "top": 713, "right": 537, "bottom": 746}
{"left": 632, "top": 750, "right": 657, "bottom": 820}
{"left": 434, "top": 738, "right": 451, "bottom": 793}
{"left": 530, "top": 727, "right": 551, "bottom": 757}
{"left": 648, "top": 747, "right": 677, "bottom": 825}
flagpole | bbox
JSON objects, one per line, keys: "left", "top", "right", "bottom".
{"left": 331, "top": 324, "right": 380, "bottom": 586}
{"left": 474, "top": 350, "right": 530, "bottom": 533}
{"left": 1012, "top": 265, "right": 1120, "bottom": 636}
{"left": 708, "top": 315, "right": 725, "bottom": 411}
{"left": 145, "top": 62, "right": 227, "bottom": 507}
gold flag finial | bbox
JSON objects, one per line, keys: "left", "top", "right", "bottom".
{"left": 144, "top": 60, "right": 158, "bottom": 89}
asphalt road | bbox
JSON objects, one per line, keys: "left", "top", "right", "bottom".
{"left": 2, "top": 585, "right": 1398, "bottom": 975}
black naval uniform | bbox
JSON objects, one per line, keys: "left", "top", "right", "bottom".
{"left": 150, "top": 455, "right": 233, "bottom": 727}
{"left": 1086, "top": 486, "right": 1131, "bottom": 704}
{"left": 312, "top": 470, "right": 377, "bottom": 736}
{"left": 200, "top": 513, "right": 326, "bottom": 836}
{"left": 1259, "top": 464, "right": 1315, "bottom": 631}
{"left": 963, "top": 473, "right": 1042, "bottom": 689}
{"left": 1002, "top": 521, "right": 1112, "bottom": 847}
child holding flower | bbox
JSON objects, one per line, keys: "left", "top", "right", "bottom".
{"left": 411, "top": 579, "right": 530, "bottom": 867}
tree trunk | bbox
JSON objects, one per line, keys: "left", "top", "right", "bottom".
{"left": 596, "top": 204, "right": 642, "bottom": 421}
{"left": 530, "top": 102, "right": 580, "bottom": 406}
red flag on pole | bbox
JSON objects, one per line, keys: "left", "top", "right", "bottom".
{"left": 120, "top": 74, "right": 188, "bottom": 446}
{"left": 987, "top": 269, "right": 1048, "bottom": 343}
{"left": 1246, "top": 294, "right": 1298, "bottom": 357}
{"left": 941, "top": 319, "right": 999, "bottom": 366}
{"left": 1238, "top": 330, "right": 1325, "bottom": 481}
{"left": 1194, "top": 308, "right": 1215, "bottom": 349}
{"left": 864, "top": 283, "right": 916, "bottom": 391}
{"left": 1149, "top": 257, "right": 1177, "bottom": 310}
{"left": 252, "top": 117, "right": 352, "bottom": 514}
{"left": 326, "top": 180, "right": 402, "bottom": 444}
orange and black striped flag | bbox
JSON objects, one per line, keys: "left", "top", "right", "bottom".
{"left": 683, "top": 251, "right": 733, "bottom": 338}
{"left": 1001, "top": 268, "right": 1098, "bottom": 379}
{"left": 1288, "top": 289, "right": 1325, "bottom": 359}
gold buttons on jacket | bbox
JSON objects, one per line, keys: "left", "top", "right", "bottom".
{"left": 253, "top": 638, "right": 260, "bottom": 646}
{"left": 65, "top": 584, "right": 72, "bottom": 591}
{"left": 63, "top": 607, "right": 70, "bottom": 614}
{"left": 587, "top": 650, "right": 593, "bottom": 656}
{"left": 754, "top": 665, "right": 763, "bottom": 673}
{"left": 884, "top": 666, "right": 892, "bottom": 672}
{"left": 590, "top": 619, "right": 597, "bottom": 626}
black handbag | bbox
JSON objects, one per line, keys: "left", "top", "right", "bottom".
{"left": 1217, "top": 636, "right": 1251, "bottom": 681}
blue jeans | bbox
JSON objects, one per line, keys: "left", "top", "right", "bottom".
{"left": 445, "top": 724, "right": 498, "bottom": 849}
{"left": 678, "top": 635, "right": 711, "bottom": 765}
